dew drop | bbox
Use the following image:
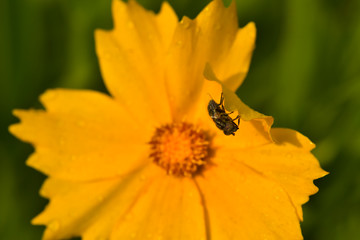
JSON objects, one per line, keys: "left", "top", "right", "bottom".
{"left": 59, "top": 138, "right": 65, "bottom": 146}
{"left": 139, "top": 175, "right": 146, "bottom": 181}
{"left": 112, "top": 45, "right": 120, "bottom": 52}
{"left": 97, "top": 196, "right": 104, "bottom": 202}
{"left": 104, "top": 52, "right": 112, "bottom": 60}
{"left": 125, "top": 213, "right": 134, "bottom": 220}
{"left": 56, "top": 120, "right": 64, "bottom": 127}
{"left": 176, "top": 40, "right": 183, "bottom": 47}
{"left": 181, "top": 20, "right": 191, "bottom": 29}
{"left": 76, "top": 120, "right": 85, "bottom": 127}
{"left": 45, "top": 91, "right": 57, "bottom": 100}
{"left": 247, "top": 29, "right": 255, "bottom": 39}
{"left": 156, "top": 235, "right": 163, "bottom": 240}
{"left": 215, "top": 23, "right": 221, "bottom": 30}
{"left": 261, "top": 233, "right": 271, "bottom": 240}
{"left": 48, "top": 220, "right": 60, "bottom": 231}
{"left": 127, "top": 21, "right": 134, "bottom": 29}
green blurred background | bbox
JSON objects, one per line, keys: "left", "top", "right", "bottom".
{"left": 1, "top": 0, "right": 360, "bottom": 239}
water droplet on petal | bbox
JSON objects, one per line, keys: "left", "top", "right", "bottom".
{"left": 180, "top": 19, "right": 191, "bottom": 29}
{"left": 104, "top": 52, "right": 112, "bottom": 60}
{"left": 76, "top": 120, "right": 85, "bottom": 127}
{"left": 59, "top": 138, "right": 65, "bottom": 146}
{"left": 48, "top": 220, "right": 60, "bottom": 231}
{"left": 125, "top": 213, "right": 134, "bottom": 220}
{"left": 156, "top": 235, "right": 163, "bottom": 240}
{"left": 45, "top": 91, "right": 57, "bottom": 100}
{"left": 97, "top": 196, "right": 104, "bottom": 202}
{"left": 176, "top": 40, "right": 183, "bottom": 47}
{"left": 215, "top": 23, "right": 221, "bottom": 30}
{"left": 127, "top": 21, "right": 134, "bottom": 29}
{"left": 261, "top": 233, "right": 271, "bottom": 240}
{"left": 247, "top": 29, "right": 255, "bottom": 39}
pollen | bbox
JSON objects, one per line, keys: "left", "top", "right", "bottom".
{"left": 149, "top": 122, "right": 210, "bottom": 177}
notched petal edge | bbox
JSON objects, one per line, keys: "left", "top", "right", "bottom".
{"left": 204, "top": 63, "right": 274, "bottom": 142}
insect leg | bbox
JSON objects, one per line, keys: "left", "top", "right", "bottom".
{"left": 233, "top": 115, "right": 240, "bottom": 125}
{"left": 219, "top": 92, "right": 225, "bottom": 110}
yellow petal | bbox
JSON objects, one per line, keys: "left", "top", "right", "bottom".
{"left": 110, "top": 174, "right": 206, "bottom": 239}
{"left": 164, "top": 0, "right": 240, "bottom": 120}
{"left": 271, "top": 127, "right": 315, "bottom": 151}
{"left": 221, "top": 22, "right": 256, "bottom": 92}
{"left": 227, "top": 128, "right": 328, "bottom": 220}
{"left": 204, "top": 62, "right": 269, "bottom": 120}
{"left": 219, "top": 22, "right": 257, "bottom": 91}
{"left": 196, "top": 158, "right": 303, "bottom": 239}
{"left": 164, "top": 16, "right": 202, "bottom": 119}
{"left": 32, "top": 164, "right": 162, "bottom": 240}
{"left": 197, "top": 1, "right": 256, "bottom": 92}
{"left": 9, "top": 89, "right": 151, "bottom": 181}
{"left": 212, "top": 117, "right": 274, "bottom": 149}
{"left": 95, "top": 0, "right": 172, "bottom": 125}
{"left": 193, "top": 64, "right": 273, "bottom": 144}
{"left": 190, "top": 83, "right": 272, "bottom": 148}
{"left": 156, "top": 2, "right": 178, "bottom": 50}
{"left": 195, "top": 0, "right": 238, "bottom": 64}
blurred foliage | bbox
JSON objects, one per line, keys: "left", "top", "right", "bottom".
{"left": 1, "top": 0, "right": 360, "bottom": 239}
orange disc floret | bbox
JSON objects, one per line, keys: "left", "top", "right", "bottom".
{"left": 149, "top": 122, "right": 209, "bottom": 177}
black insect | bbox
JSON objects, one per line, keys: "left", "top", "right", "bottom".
{"left": 208, "top": 93, "right": 240, "bottom": 136}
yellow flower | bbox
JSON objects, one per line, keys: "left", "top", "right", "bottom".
{"left": 10, "top": 0, "right": 327, "bottom": 239}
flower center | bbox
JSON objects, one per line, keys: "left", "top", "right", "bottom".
{"left": 149, "top": 122, "right": 210, "bottom": 177}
